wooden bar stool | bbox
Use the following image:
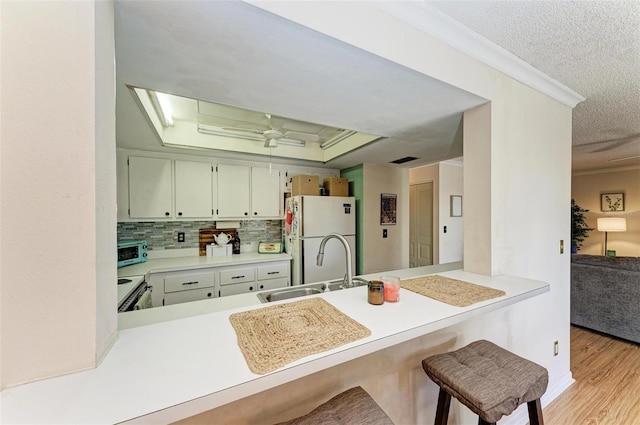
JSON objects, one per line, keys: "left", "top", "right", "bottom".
{"left": 422, "top": 340, "right": 548, "bottom": 425}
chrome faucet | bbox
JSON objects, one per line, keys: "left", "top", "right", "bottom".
{"left": 316, "top": 233, "right": 353, "bottom": 288}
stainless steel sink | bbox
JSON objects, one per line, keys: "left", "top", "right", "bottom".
{"left": 256, "top": 277, "right": 370, "bottom": 303}
{"left": 256, "top": 283, "right": 326, "bottom": 303}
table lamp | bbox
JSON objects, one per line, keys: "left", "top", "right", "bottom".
{"left": 597, "top": 217, "right": 626, "bottom": 256}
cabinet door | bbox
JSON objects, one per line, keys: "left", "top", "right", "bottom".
{"left": 251, "top": 167, "right": 281, "bottom": 217}
{"left": 164, "top": 287, "right": 216, "bottom": 306}
{"left": 256, "top": 277, "right": 289, "bottom": 292}
{"left": 217, "top": 164, "right": 250, "bottom": 218}
{"left": 175, "top": 160, "right": 213, "bottom": 218}
{"left": 219, "top": 282, "right": 257, "bottom": 297}
{"left": 128, "top": 156, "right": 173, "bottom": 219}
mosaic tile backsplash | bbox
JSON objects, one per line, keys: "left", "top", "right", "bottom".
{"left": 117, "top": 220, "right": 282, "bottom": 251}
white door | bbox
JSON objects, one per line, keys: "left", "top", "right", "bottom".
{"left": 175, "top": 160, "right": 213, "bottom": 218}
{"left": 301, "top": 196, "right": 356, "bottom": 237}
{"left": 302, "top": 235, "right": 356, "bottom": 284}
{"left": 410, "top": 183, "right": 433, "bottom": 267}
{"left": 217, "top": 164, "right": 250, "bottom": 218}
{"left": 251, "top": 167, "right": 281, "bottom": 217}
{"left": 128, "top": 156, "right": 173, "bottom": 219}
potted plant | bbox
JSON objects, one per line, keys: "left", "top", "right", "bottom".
{"left": 571, "top": 199, "right": 593, "bottom": 253}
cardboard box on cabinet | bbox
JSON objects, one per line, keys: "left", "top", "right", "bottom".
{"left": 291, "top": 175, "right": 319, "bottom": 196}
{"left": 323, "top": 177, "right": 349, "bottom": 197}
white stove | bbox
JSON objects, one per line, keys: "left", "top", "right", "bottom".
{"left": 117, "top": 275, "right": 145, "bottom": 312}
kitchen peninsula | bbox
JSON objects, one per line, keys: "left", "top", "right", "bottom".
{"left": 1, "top": 263, "right": 549, "bottom": 424}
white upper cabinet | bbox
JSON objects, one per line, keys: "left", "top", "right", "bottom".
{"left": 217, "top": 164, "right": 251, "bottom": 218}
{"left": 128, "top": 156, "right": 173, "bottom": 219}
{"left": 175, "top": 160, "right": 213, "bottom": 218}
{"left": 251, "top": 166, "right": 281, "bottom": 217}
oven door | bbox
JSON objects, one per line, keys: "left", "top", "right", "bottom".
{"left": 118, "top": 282, "right": 148, "bottom": 312}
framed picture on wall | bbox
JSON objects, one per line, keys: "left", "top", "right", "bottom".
{"left": 380, "top": 193, "right": 397, "bottom": 225}
{"left": 601, "top": 192, "right": 624, "bottom": 212}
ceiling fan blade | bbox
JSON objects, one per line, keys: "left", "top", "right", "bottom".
{"left": 283, "top": 131, "right": 319, "bottom": 142}
{"left": 221, "top": 127, "right": 264, "bottom": 135}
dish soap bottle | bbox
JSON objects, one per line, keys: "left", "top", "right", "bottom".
{"left": 232, "top": 234, "right": 241, "bottom": 254}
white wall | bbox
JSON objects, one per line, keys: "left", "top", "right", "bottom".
{"left": 572, "top": 167, "right": 640, "bottom": 256}
{"left": 1, "top": 1, "right": 115, "bottom": 388}
{"left": 362, "top": 164, "right": 409, "bottom": 274}
{"left": 438, "top": 161, "right": 464, "bottom": 263}
{"left": 94, "top": 1, "right": 118, "bottom": 364}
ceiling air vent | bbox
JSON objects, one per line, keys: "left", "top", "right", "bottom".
{"left": 390, "top": 156, "right": 418, "bottom": 164}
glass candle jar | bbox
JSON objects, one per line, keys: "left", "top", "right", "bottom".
{"left": 381, "top": 275, "right": 400, "bottom": 302}
{"left": 368, "top": 280, "right": 385, "bottom": 305}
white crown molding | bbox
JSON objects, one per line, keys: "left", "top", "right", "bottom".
{"left": 572, "top": 164, "right": 640, "bottom": 176}
{"left": 377, "top": 2, "right": 586, "bottom": 108}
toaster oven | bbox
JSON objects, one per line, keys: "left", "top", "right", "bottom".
{"left": 117, "top": 240, "right": 148, "bottom": 268}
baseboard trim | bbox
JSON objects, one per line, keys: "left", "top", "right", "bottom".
{"left": 502, "top": 371, "right": 575, "bottom": 425}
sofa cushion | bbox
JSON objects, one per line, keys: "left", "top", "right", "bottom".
{"left": 571, "top": 254, "right": 640, "bottom": 272}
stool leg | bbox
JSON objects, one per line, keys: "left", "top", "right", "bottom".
{"left": 434, "top": 388, "right": 451, "bottom": 425}
{"left": 527, "top": 399, "right": 544, "bottom": 425}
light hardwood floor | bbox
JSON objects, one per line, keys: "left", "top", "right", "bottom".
{"left": 541, "top": 326, "right": 640, "bottom": 424}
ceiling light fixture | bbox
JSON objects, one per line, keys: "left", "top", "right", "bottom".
{"left": 320, "top": 130, "right": 357, "bottom": 150}
{"left": 147, "top": 91, "right": 174, "bottom": 127}
{"left": 198, "top": 125, "right": 305, "bottom": 147}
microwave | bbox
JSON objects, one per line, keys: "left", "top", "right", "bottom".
{"left": 117, "top": 240, "right": 148, "bottom": 268}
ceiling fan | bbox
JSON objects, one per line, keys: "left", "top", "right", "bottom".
{"left": 223, "top": 114, "right": 320, "bottom": 148}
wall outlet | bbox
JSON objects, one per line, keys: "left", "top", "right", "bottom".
{"left": 553, "top": 340, "right": 559, "bottom": 356}
{"left": 178, "top": 232, "right": 185, "bottom": 243}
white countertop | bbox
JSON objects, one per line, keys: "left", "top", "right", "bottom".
{"left": 117, "top": 252, "right": 292, "bottom": 279}
{"left": 1, "top": 265, "right": 549, "bottom": 424}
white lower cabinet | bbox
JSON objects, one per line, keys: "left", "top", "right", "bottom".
{"left": 148, "top": 259, "right": 291, "bottom": 307}
{"left": 164, "top": 287, "right": 216, "bottom": 306}
{"left": 219, "top": 266, "right": 257, "bottom": 296}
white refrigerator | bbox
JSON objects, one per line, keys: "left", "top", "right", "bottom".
{"left": 285, "top": 196, "right": 356, "bottom": 285}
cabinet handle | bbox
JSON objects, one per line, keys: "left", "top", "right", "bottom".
{"left": 178, "top": 212, "right": 183, "bottom": 216}
{"left": 231, "top": 275, "right": 245, "bottom": 279}
{"left": 254, "top": 212, "right": 257, "bottom": 215}
{"left": 260, "top": 284, "right": 264, "bottom": 289}
{"left": 267, "top": 271, "right": 279, "bottom": 275}
{"left": 182, "top": 281, "right": 199, "bottom": 286}
{"left": 244, "top": 212, "right": 248, "bottom": 216}
{"left": 165, "top": 212, "right": 170, "bottom": 216}
{"left": 207, "top": 292, "right": 212, "bottom": 297}
{"left": 249, "top": 286, "right": 254, "bottom": 291}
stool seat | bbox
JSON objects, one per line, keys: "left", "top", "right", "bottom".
{"left": 276, "top": 386, "right": 394, "bottom": 425}
{"left": 422, "top": 340, "right": 548, "bottom": 424}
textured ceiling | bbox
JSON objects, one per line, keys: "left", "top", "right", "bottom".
{"left": 428, "top": 1, "right": 640, "bottom": 172}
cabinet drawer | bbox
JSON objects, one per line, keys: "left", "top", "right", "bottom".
{"left": 256, "top": 277, "right": 289, "bottom": 292}
{"left": 164, "top": 287, "right": 216, "bottom": 306}
{"left": 257, "top": 263, "right": 289, "bottom": 280}
{"left": 219, "top": 267, "right": 255, "bottom": 285}
{"left": 219, "top": 282, "right": 257, "bottom": 297}
{"left": 164, "top": 272, "right": 215, "bottom": 293}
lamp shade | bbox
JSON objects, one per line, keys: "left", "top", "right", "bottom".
{"left": 597, "top": 217, "right": 627, "bottom": 232}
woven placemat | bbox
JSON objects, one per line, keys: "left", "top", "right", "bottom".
{"left": 401, "top": 275, "right": 506, "bottom": 307}
{"left": 229, "top": 298, "right": 371, "bottom": 375}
